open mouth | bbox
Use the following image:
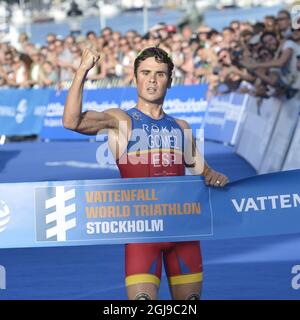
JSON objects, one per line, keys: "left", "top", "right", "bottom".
{"left": 147, "top": 87, "right": 157, "bottom": 93}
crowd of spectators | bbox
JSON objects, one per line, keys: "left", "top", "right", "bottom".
{"left": 0, "top": 8, "right": 299, "bottom": 100}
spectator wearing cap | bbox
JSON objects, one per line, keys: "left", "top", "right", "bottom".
{"left": 165, "top": 25, "right": 177, "bottom": 34}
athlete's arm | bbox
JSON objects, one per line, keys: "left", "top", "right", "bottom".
{"left": 63, "top": 48, "right": 127, "bottom": 135}
{"left": 176, "top": 118, "right": 229, "bottom": 187}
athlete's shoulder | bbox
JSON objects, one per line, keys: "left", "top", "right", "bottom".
{"left": 174, "top": 118, "right": 191, "bottom": 130}
{"left": 103, "top": 108, "right": 131, "bottom": 122}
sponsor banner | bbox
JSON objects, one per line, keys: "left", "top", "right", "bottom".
{"left": 0, "top": 86, "right": 251, "bottom": 145}
{"left": 0, "top": 170, "right": 300, "bottom": 248}
{"left": 40, "top": 87, "right": 137, "bottom": 140}
{"left": 0, "top": 89, "right": 49, "bottom": 136}
{"left": 203, "top": 93, "right": 247, "bottom": 145}
{"left": 39, "top": 89, "right": 89, "bottom": 140}
{"left": 40, "top": 85, "right": 208, "bottom": 140}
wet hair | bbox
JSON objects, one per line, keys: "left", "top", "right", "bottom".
{"left": 134, "top": 47, "right": 174, "bottom": 80}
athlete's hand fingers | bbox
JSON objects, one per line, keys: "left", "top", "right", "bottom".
{"left": 219, "top": 175, "right": 229, "bottom": 187}
{"left": 205, "top": 170, "right": 216, "bottom": 186}
{"left": 204, "top": 169, "right": 229, "bottom": 188}
{"left": 80, "top": 48, "right": 101, "bottom": 71}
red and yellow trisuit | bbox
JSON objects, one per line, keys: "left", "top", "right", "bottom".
{"left": 116, "top": 107, "right": 203, "bottom": 289}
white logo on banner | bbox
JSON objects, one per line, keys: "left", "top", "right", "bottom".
{"left": 0, "top": 200, "right": 10, "bottom": 233}
{"left": 45, "top": 187, "right": 76, "bottom": 241}
{"left": 291, "top": 265, "right": 300, "bottom": 290}
{"left": 0, "top": 265, "right": 6, "bottom": 290}
{"left": 15, "top": 99, "right": 27, "bottom": 124}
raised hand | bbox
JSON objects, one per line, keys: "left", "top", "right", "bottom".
{"left": 79, "top": 48, "right": 101, "bottom": 72}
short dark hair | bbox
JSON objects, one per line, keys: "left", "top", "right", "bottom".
{"left": 260, "top": 31, "right": 278, "bottom": 45}
{"left": 265, "top": 15, "right": 276, "bottom": 21}
{"left": 134, "top": 47, "right": 174, "bottom": 79}
{"left": 278, "top": 10, "right": 291, "bottom": 19}
{"left": 86, "top": 31, "right": 96, "bottom": 37}
{"left": 223, "top": 27, "right": 235, "bottom": 33}
{"left": 230, "top": 20, "right": 240, "bottom": 26}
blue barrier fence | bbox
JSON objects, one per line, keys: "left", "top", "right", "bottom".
{"left": 0, "top": 85, "right": 245, "bottom": 145}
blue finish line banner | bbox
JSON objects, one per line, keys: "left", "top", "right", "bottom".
{"left": 0, "top": 170, "right": 299, "bottom": 248}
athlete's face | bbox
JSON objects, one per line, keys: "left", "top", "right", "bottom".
{"left": 135, "top": 57, "right": 171, "bottom": 104}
